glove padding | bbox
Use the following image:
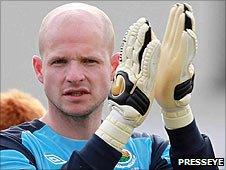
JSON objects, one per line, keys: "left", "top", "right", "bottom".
{"left": 155, "top": 3, "right": 197, "bottom": 129}
{"left": 96, "top": 18, "right": 161, "bottom": 152}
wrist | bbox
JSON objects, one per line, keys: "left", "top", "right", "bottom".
{"left": 161, "top": 105, "right": 194, "bottom": 130}
{"left": 95, "top": 109, "right": 134, "bottom": 152}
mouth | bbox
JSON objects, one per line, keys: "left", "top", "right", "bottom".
{"left": 63, "top": 88, "right": 90, "bottom": 97}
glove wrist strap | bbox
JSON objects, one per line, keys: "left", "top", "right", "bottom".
{"left": 95, "top": 109, "right": 134, "bottom": 152}
{"left": 161, "top": 105, "right": 194, "bottom": 130}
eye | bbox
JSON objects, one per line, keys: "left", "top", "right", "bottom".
{"left": 51, "top": 59, "right": 67, "bottom": 65}
{"left": 83, "top": 59, "right": 98, "bottom": 64}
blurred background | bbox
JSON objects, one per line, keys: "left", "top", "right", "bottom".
{"left": 1, "top": 0, "right": 225, "bottom": 166}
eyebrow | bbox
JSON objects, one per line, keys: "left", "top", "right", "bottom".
{"left": 79, "top": 55, "right": 104, "bottom": 62}
{"left": 47, "top": 55, "right": 104, "bottom": 63}
{"left": 46, "top": 56, "right": 68, "bottom": 64}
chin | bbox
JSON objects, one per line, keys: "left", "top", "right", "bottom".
{"left": 62, "top": 105, "right": 94, "bottom": 116}
{"left": 58, "top": 99, "right": 103, "bottom": 118}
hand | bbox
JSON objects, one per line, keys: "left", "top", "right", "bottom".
{"left": 96, "top": 18, "right": 161, "bottom": 152}
{"left": 155, "top": 3, "right": 197, "bottom": 129}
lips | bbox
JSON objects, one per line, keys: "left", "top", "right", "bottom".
{"left": 63, "top": 88, "right": 90, "bottom": 97}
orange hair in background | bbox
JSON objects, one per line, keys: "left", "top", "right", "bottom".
{"left": 0, "top": 89, "right": 46, "bottom": 130}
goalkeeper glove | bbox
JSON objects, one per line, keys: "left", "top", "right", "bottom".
{"left": 96, "top": 18, "right": 161, "bottom": 152}
{"left": 155, "top": 3, "right": 197, "bottom": 129}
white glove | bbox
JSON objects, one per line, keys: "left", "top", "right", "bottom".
{"left": 155, "top": 3, "right": 198, "bottom": 129}
{"left": 95, "top": 18, "right": 161, "bottom": 152}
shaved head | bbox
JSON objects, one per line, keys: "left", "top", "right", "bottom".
{"left": 38, "top": 3, "right": 115, "bottom": 57}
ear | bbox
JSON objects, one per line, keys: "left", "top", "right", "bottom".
{"left": 110, "top": 52, "right": 120, "bottom": 81}
{"left": 32, "top": 55, "right": 44, "bottom": 84}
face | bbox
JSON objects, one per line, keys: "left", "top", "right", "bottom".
{"left": 33, "top": 12, "right": 117, "bottom": 118}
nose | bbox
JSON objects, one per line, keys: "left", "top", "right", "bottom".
{"left": 65, "top": 61, "right": 86, "bottom": 84}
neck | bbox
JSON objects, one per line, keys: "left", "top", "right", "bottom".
{"left": 40, "top": 109, "right": 102, "bottom": 140}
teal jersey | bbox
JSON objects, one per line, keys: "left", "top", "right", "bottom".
{"left": 0, "top": 119, "right": 217, "bottom": 169}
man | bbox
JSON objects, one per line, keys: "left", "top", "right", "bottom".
{"left": 0, "top": 2, "right": 218, "bottom": 170}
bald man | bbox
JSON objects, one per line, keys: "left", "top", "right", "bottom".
{"left": 0, "top": 2, "right": 217, "bottom": 170}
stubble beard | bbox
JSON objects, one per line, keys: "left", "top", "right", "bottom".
{"left": 47, "top": 94, "right": 106, "bottom": 122}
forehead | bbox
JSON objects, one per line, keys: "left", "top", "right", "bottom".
{"left": 45, "top": 42, "right": 108, "bottom": 63}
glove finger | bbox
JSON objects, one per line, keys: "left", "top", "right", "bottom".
{"left": 178, "top": 9, "right": 197, "bottom": 68}
{"left": 120, "top": 26, "right": 135, "bottom": 63}
{"left": 184, "top": 10, "right": 197, "bottom": 65}
{"left": 137, "top": 38, "right": 161, "bottom": 96}
{"left": 121, "top": 18, "right": 150, "bottom": 75}
{"left": 140, "top": 38, "right": 161, "bottom": 78}
{"left": 171, "top": 13, "right": 185, "bottom": 54}
{"left": 125, "top": 58, "right": 133, "bottom": 68}
{"left": 122, "top": 18, "right": 146, "bottom": 62}
{"left": 133, "top": 21, "right": 151, "bottom": 73}
{"left": 120, "top": 23, "right": 138, "bottom": 63}
{"left": 177, "top": 7, "right": 197, "bottom": 80}
{"left": 162, "top": 5, "right": 177, "bottom": 45}
{"left": 177, "top": 30, "right": 197, "bottom": 82}
{"left": 168, "top": 4, "right": 184, "bottom": 47}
